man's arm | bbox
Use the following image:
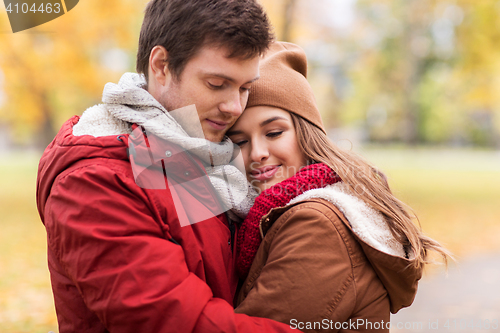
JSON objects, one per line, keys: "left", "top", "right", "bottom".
{"left": 45, "top": 162, "right": 296, "bottom": 332}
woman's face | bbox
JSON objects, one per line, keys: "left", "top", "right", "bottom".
{"left": 227, "top": 106, "right": 307, "bottom": 191}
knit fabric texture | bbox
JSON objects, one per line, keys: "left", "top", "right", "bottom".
{"left": 246, "top": 41, "right": 326, "bottom": 133}
{"left": 236, "top": 163, "right": 341, "bottom": 278}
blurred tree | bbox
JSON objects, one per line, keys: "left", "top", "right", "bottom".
{"left": 0, "top": 0, "right": 147, "bottom": 148}
{"left": 454, "top": 0, "right": 500, "bottom": 146}
{"left": 1, "top": 0, "right": 499, "bottom": 148}
{"left": 347, "top": 0, "right": 444, "bottom": 144}
{"left": 260, "top": 0, "right": 294, "bottom": 41}
{"left": 281, "top": 0, "right": 297, "bottom": 42}
{"left": 338, "top": 0, "right": 500, "bottom": 146}
{"left": 269, "top": 0, "right": 500, "bottom": 147}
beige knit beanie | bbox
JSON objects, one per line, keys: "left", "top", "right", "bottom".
{"left": 246, "top": 41, "right": 325, "bottom": 133}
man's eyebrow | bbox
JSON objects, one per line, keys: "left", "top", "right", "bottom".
{"left": 204, "top": 73, "right": 260, "bottom": 84}
{"left": 248, "top": 75, "right": 260, "bottom": 84}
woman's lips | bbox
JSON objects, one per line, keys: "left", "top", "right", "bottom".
{"left": 206, "top": 119, "right": 228, "bottom": 131}
{"left": 250, "top": 165, "right": 281, "bottom": 182}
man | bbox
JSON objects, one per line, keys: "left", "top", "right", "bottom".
{"left": 36, "top": 0, "right": 296, "bottom": 331}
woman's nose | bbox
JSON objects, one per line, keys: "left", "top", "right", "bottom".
{"left": 250, "top": 140, "right": 269, "bottom": 163}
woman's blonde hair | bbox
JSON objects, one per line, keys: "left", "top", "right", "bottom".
{"left": 290, "top": 113, "right": 451, "bottom": 268}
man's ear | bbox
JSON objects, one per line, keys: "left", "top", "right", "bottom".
{"left": 149, "top": 45, "right": 170, "bottom": 86}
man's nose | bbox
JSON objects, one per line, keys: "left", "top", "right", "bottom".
{"left": 219, "top": 90, "right": 243, "bottom": 117}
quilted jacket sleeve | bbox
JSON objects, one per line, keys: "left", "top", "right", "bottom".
{"left": 44, "top": 162, "right": 295, "bottom": 333}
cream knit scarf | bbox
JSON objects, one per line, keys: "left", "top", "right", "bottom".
{"left": 75, "top": 72, "right": 256, "bottom": 220}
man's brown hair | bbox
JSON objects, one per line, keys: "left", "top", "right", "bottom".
{"left": 136, "top": 0, "right": 274, "bottom": 82}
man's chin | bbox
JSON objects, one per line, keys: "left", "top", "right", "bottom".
{"left": 202, "top": 130, "right": 226, "bottom": 143}
{"left": 202, "top": 119, "right": 235, "bottom": 143}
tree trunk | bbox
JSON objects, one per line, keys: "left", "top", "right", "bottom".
{"left": 38, "top": 92, "right": 56, "bottom": 150}
{"left": 281, "top": 0, "right": 297, "bottom": 42}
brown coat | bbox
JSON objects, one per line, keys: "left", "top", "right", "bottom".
{"left": 235, "top": 194, "right": 422, "bottom": 333}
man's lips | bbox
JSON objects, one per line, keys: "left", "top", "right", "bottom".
{"left": 249, "top": 165, "right": 281, "bottom": 181}
{"left": 206, "top": 119, "right": 229, "bottom": 131}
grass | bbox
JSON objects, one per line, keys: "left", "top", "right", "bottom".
{"left": 1, "top": 148, "right": 500, "bottom": 331}
{"left": 360, "top": 148, "right": 500, "bottom": 261}
{"left": 0, "top": 152, "right": 58, "bottom": 333}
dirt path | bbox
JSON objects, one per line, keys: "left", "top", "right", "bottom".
{"left": 390, "top": 252, "right": 500, "bottom": 332}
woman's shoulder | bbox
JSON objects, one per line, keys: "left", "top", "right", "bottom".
{"left": 261, "top": 192, "right": 422, "bottom": 314}
{"left": 261, "top": 197, "right": 349, "bottom": 243}
{"left": 260, "top": 183, "right": 354, "bottom": 236}
{"left": 286, "top": 183, "right": 408, "bottom": 258}
{"left": 263, "top": 184, "right": 348, "bottom": 225}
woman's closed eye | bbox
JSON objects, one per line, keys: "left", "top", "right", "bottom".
{"left": 232, "top": 139, "right": 248, "bottom": 147}
{"left": 266, "top": 131, "right": 283, "bottom": 138}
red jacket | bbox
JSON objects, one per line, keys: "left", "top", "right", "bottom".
{"left": 36, "top": 116, "right": 295, "bottom": 333}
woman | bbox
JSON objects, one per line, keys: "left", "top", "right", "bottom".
{"left": 228, "top": 42, "right": 449, "bottom": 332}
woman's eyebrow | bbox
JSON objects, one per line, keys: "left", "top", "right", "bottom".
{"left": 226, "top": 129, "right": 242, "bottom": 136}
{"left": 227, "top": 116, "right": 287, "bottom": 136}
{"left": 259, "top": 116, "right": 287, "bottom": 127}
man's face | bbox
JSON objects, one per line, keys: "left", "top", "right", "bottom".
{"left": 158, "top": 45, "right": 260, "bottom": 142}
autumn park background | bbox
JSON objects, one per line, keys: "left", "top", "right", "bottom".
{"left": 1, "top": 0, "right": 500, "bottom": 332}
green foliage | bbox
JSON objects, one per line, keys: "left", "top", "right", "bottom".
{"left": 259, "top": 0, "right": 500, "bottom": 146}
{"left": 355, "top": 0, "right": 500, "bottom": 146}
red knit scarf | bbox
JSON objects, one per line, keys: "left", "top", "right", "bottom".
{"left": 236, "top": 163, "right": 341, "bottom": 278}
